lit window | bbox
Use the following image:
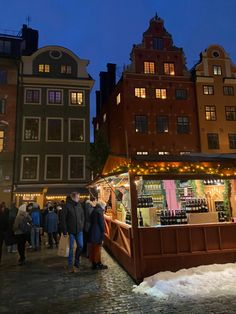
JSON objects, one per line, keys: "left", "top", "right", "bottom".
{"left": 69, "top": 119, "right": 84, "bottom": 142}
{"left": 225, "top": 106, "right": 236, "bottom": 121}
{"left": 61, "top": 65, "right": 72, "bottom": 74}
{"left": 158, "top": 152, "right": 170, "bottom": 155}
{"left": 116, "top": 93, "right": 121, "bottom": 105}
{"left": 96, "top": 123, "right": 99, "bottom": 131}
{"left": 175, "top": 89, "right": 187, "bottom": 100}
{"left": 45, "top": 156, "right": 62, "bottom": 180}
{"left": 164, "top": 63, "right": 175, "bottom": 75}
{"left": 144, "top": 62, "right": 155, "bottom": 74}
{"left": 103, "top": 113, "right": 106, "bottom": 122}
{"left": 135, "top": 115, "right": 148, "bottom": 133}
{"left": 70, "top": 91, "right": 84, "bottom": 105}
{"left": 23, "top": 117, "right": 40, "bottom": 141}
{"left": 0, "top": 130, "right": 4, "bottom": 152}
{"left": 156, "top": 89, "right": 166, "bottom": 99}
{"left": 156, "top": 116, "right": 168, "bottom": 133}
{"left": 25, "top": 89, "right": 40, "bottom": 104}
{"left": 46, "top": 118, "right": 63, "bottom": 142}
{"left": 0, "top": 99, "right": 6, "bottom": 114}
{"left": 213, "top": 65, "right": 221, "bottom": 75}
{"left": 21, "top": 156, "right": 39, "bottom": 180}
{"left": 203, "top": 85, "right": 214, "bottom": 95}
{"left": 205, "top": 106, "right": 216, "bottom": 121}
{"left": 48, "top": 90, "right": 62, "bottom": 104}
{"left": 207, "top": 133, "right": 219, "bottom": 149}
{"left": 229, "top": 134, "right": 236, "bottom": 149}
{"left": 135, "top": 88, "right": 146, "bottom": 98}
{"left": 136, "top": 152, "right": 148, "bottom": 155}
{"left": 69, "top": 155, "right": 85, "bottom": 179}
{"left": 223, "top": 86, "right": 234, "bottom": 96}
{"left": 177, "top": 116, "right": 189, "bottom": 134}
{"left": 180, "top": 152, "right": 191, "bottom": 155}
{"left": 38, "top": 64, "right": 50, "bottom": 73}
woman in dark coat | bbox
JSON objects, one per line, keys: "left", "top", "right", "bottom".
{"left": 89, "top": 201, "right": 108, "bottom": 270}
{"left": 45, "top": 206, "right": 58, "bottom": 248}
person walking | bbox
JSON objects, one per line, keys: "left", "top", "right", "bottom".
{"left": 13, "top": 204, "right": 32, "bottom": 265}
{"left": 0, "top": 202, "right": 9, "bottom": 265}
{"left": 61, "top": 192, "right": 84, "bottom": 273}
{"left": 89, "top": 201, "right": 108, "bottom": 270}
{"left": 30, "top": 203, "right": 41, "bottom": 251}
{"left": 45, "top": 205, "right": 58, "bottom": 249}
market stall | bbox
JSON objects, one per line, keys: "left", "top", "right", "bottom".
{"left": 92, "top": 154, "right": 236, "bottom": 282}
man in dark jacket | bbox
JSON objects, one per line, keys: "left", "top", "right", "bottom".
{"left": 0, "top": 202, "right": 9, "bottom": 264}
{"left": 61, "top": 192, "right": 84, "bottom": 272}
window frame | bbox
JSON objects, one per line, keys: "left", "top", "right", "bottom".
{"left": 47, "top": 89, "right": 63, "bottom": 105}
{"left": 225, "top": 106, "right": 236, "bottom": 121}
{"left": 135, "top": 115, "right": 148, "bottom": 134}
{"left": 46, "top": 117, "right": 63, "bottom": 142}
{"left": 175, "top": 89, "right": 187, "bottom": 100}
{"left": 144, "top": 61, "right": 155, "bottom": 74}
{"left": 156, "top": 116, "right": 169, "bottom": 133}
{"left": 164, "top": 63, "right": 175, "bottom": 76}
{"left": 203, "top": 85, "right": 214, "bottom": 95}
{"left": 205, "top": 106, "right": 217, "bottom": 121}
{"left": 207, "top": 133, "right": 219, "bottom": 150}
{"left": 228, "top": 134, "right": 236, "bottom": 149}
{"left": 20, "top": 155, "right": 40, "bottom": 181}
{"left": 44, "top": 154, "right": 63, "bottom": 181}
{"left": 22, "top": 116, "right": 41, "bottom": 142}
{"left": 134, "top": 87, "right": 146, "bottom": 98}
{"left": 0, "top": 129, "right": 5, "bottom": 152}
{"left": 213, "top": 65, "right": 222, "bottom": 76}
{"left": 156, "top": 88, "right": 167, "bottom": 99}
{"left": 68, "top": 118, "right": 85, "bottom": 143}
{"left": 68, "top": 155, "right": 85, "bottom": 180}
{"left": 24, "top": 88, "right": 41, "bottom": 105}
{"left": 69, "top": 90, "right": 85, "bottom": 106}
{"left": 223, "top": 86, "right": 234, "bottom": 96}
{"left": 61, "top": 65, "right": 72, "bottom": 74}
{"left": 177, "top": 116, "right": 190, "bottom": 134}
{"left": 38, "top": 64, "right": 50, "bottom": 73}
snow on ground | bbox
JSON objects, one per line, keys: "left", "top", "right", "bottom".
{"left": 133, "top": 263, "right": 236, "bottom": 299}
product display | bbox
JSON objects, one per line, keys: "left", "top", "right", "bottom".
{"left": 160, "top": 210, "right": 188, "bottom": 225}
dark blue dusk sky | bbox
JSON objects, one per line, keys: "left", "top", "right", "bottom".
{"left": 1, "top": 0, "right": 236, "bottom": 141}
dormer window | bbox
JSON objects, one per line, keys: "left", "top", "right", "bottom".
{"left": 38, "top": 64, "right": 50, "bottom": 73}
{"left": 61, "top": 65, "right": 72, "bottom": 74}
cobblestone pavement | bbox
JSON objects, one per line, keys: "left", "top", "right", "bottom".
{"left": 1, "top": 243, "right": 236, "bottom": 314}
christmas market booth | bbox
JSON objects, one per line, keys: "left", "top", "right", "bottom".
{"left": 91, "top": 154, "right": 236, "bottom": 282}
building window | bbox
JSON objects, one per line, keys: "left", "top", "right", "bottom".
{"left": 205, "top": 106, "right": 216, "bottom": 121}
{"left": 144, "top": 62, "right": 155, "bottom": 74}
{"left": 175, "top": 89, "right": 187, "bottom": 100}
{"left": 203, "top": 85, "right": 214, "bottom": 95}
{"left": 207, "top": 133, "right": 219, "bottom": 149}
{"left": 213, "top": 65, "right": 222, "bottom": 75}
{"left": 229, "top": 134, "right": 236, "bottom": 149}
{"left": 156, "top": 88, "right": 167, "bottom": 99}
{"left": 48, "top": 90, "right": 62, "bottom": 104}
{"left": 69, "top": 155, "right": 85, "bottom": 180}
{"left": 135, "top": 115, "right": 148, "bottom": 133}
{"left": 103, "top": 113, "right": 106, "bottom": 122}
{"left": 134, "top": 88, "right": 146, "bottom": 98}
{"left": 0, "top": 99, "right": 6, "bottom": 114}
{"left": 23, "top": 117, "right": 40, "bottom": 141}
{"left": 153, "top": 38, "right": 164, "bottom": 50}
{"left": 46, "top": 118, "right": 63, "bottom": 142}
{"left": 0, "top": 40, "right": 11, "bottom": 54}
{"left": 61, "top": 65, "right": 72, "bottom": 74}
{"left": 45, "top": 155, "right": 62, "bottom": 180}
{"left": 177, "top": 116, "right": 190, "bottom": 134}
{"left": 158, "top": 152, "right": 170, "bottom": 155}
{"left": 223, "top": 86, "right": 234, "bottom": 96}
{"left": 136, "top": 151, "right": 149, "bottom": 156}
{"left": 0, "top": 70, "right": 7, "bottom": 84}
{"left": 225, "top": 106, "right": 236, "bottom": 121}
{"left": 156, "top": 116, "right": 169, "bottom": 133}
{"left": 116, "top": 93, "right": 121, "bottom": 105}
{"left": 21, "top": 156, "right": 39, "bottom": 180}
{"left": 0, "top": 130, "right": 5, "bottom": 152}
{"left": 69, "top": 119, "right": 85, "bottom": 142}
{"left": 180, "top": 151, "right": 191, "bottom": 155}
{"left": 164, "top": 63, "right": 175, "bottom": 75}
{"left": 38, "top": 64, "right": 50, "bottom": 73}
{"left": 70, "top": 91, "right": 84, "bottom": 105}
{"left": 25, "top": 89, "right": 40, "bottom": 104}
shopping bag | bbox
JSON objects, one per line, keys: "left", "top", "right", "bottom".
{"left": 57, "top": 235, "right": 69, "bottom": 257}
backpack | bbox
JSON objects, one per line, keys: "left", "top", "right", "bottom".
{"left": 19, "top": 215, "right": 32, "bottom": 234}
{"left": 31, "top": 210, "right": 40, "bottom": 226}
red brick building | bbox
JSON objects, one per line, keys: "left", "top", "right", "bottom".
{"left": 94, "top": 15, "right": 200, "bottom": 158}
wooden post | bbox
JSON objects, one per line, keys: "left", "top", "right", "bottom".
{"left": 129, "top": 172, "right": 142, "bottom": 282}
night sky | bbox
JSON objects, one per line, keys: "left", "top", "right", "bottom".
{"left": 1, "top": 0, "right": 236, "bottom": 140}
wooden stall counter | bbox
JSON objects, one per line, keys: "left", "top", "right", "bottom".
{"left": 187, "top": 212, "right": 218, "bottom": 224}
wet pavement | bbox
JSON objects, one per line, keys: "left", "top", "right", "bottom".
{"left": 1, "top": 242, "right": 236, "bottom": 314}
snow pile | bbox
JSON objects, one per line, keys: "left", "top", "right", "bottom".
{"left": 133, "top": 263, "right": 236, "bottom": 299}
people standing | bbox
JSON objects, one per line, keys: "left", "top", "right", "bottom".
{"left": 45, "top": 205, "right": 58, "bottom": 249}
{"left": 83, "top": 197, "right": 96, "bottom": 257}
{"left": 13, "top": 204, "right": 32, "bottom": 265}
{"left": 89, "top": 201, "right": 108, "bottom": 270}
{"left": 30, "top": 203, "right": 41, "bottom": 251}
{"left": 6, "top": 203, "right": 18, "bottom": 253}
{"left": 0, "top": 202, "right": 9, "bottom": 265}
{"left": 61, "top": 192, "right": 84, "bottom": 273}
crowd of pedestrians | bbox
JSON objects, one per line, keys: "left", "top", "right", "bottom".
{"left": 0, "top": 193, "right": 108, "bottom": 272}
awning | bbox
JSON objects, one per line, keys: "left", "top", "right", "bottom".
{"left": 14, "top": 187, "right": 43, "bottom": 194}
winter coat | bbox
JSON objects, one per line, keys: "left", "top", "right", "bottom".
{"left": 45, "top": 211, "right": 58, "bottom": 233}
{"left": 61, "top": 198, "right": 84, "bottom": 235}
{"left": 84, "top": 201, "right": 95, "bottom": 233}
{"left": 30, "top": 207, "right": 41, "bottom": 227}
{"left": 0, "top": 208, "right": 9, "bottom": 236}
{"left": 13, "top": 211, "right": 31, "bottom": 235}
{"left": 89, "top": 204, "right": 105, "bottom": 245}
{"left": 5, "top": 207, "right": 18, "bottom": 245}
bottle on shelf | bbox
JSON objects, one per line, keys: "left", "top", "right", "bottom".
{"left": 139, "top": 210, "right": 143, "bottom": 227}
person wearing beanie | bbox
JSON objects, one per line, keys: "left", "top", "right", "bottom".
{"left": 89, "top": 200, "right": 108, "bottom": 270}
